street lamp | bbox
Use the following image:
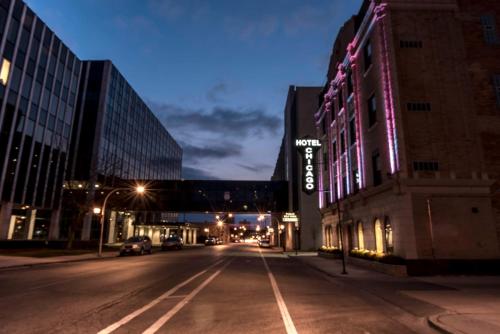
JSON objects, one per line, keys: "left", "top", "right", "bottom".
{"left": 279, "top": 224, "right": 286, "bottom": 252}
{"left": 335, "top": 197, "right": 348, "bottom": 275}
{"left": 97, "top": 185, "right": 146, "bottom": 257}
{"left": 93, "top": 207, "right": 101, "bottom": 215}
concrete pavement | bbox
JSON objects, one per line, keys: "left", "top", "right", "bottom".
{"left": 296, "top": 255, "right": 500, "bottom": 334}
{"left": 0, "top": 252, "right": 117, "bottom": 269}
{"left": 0, "top": 243, "right": 437, "bottom": 333}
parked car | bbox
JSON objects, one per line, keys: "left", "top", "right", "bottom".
{"left": 216, "top": 238, "right": 223, "bottom": 245}
{"left": 119, "top": 236, "right": 153, "bottom": 256}
{"left": 162, "top": 236, "right": 183, "bottom": 250}
{"left": 205, "top": 237, "right": 217, "bottom": 246}
{"left": 258, "top": 239, "right": 271, "bottom": 248}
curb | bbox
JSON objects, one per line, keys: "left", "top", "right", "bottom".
{"left": 427, "top": 314, "right": 462, "bottom": 334}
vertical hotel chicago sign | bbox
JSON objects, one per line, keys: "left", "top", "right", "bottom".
{"left": 295, "top": 138, "right": 321, "bottom": 195}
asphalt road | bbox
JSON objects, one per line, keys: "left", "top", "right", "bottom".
{"left": 0, "top": 243, "right": 437, "bottom": 334}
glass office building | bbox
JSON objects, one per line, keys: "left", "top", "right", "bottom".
{"left": 69, "top": 60, "right": 182, "bottom": 183}
{"left": 0, "top": 0, "right": 82, "bottom": 240}
{"left": 67, "top": 60, "right": 182, "bottom": 240}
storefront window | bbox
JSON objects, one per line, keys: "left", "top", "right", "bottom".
{"left": 374, "top": 219, "right": 384, "bottom": 253}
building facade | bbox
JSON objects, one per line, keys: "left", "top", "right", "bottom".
{"left": 316, "top": 0, "right": 500, "bottom": 265}
{"left": 67, "top": 60, "right": 182, "bottom": 241}
{"left": 273, "top": 86, "right": 323, "bottom": 251}
{"left": 0, "top": 0, "right": 82, "bottom": 240}
{"left": 69, "top": 61, "right": 182, "bottom": 183}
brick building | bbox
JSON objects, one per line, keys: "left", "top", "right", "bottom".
{"left": 316, "top": 0, "right": 500, "bottom": 268}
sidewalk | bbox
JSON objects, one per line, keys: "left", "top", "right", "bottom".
{"left": 0, "top": 251, "right": 118, "bottom": 270}
{"left": 295, "top": 255, "right": 500, "bottom": 334}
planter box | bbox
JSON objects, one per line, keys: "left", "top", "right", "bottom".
{"left": 347, "top": 256, "right": 408, "bottom": 277}
{"left": 318, "top": 251, "right": 342, "bottom": 259}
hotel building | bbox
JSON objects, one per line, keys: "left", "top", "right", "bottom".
{"left": 272, "top": 86, "right": 323, "bottom": 251}
{"left": 316, "top": 0, "right": 500, "bottom": 270}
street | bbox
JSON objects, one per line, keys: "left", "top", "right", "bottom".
{"left": 0, "top": 243, "right": 438, "bottom": 334}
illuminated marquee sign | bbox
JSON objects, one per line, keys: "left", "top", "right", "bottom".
{"left": 282, "top": 212, "right": 299, "bottom": 223}
{"left": 295, "top": 138, "right": 321, "bottom": 195}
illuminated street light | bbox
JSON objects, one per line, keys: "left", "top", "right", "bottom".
{"left": 93, "top": 207, "right": 101, "bottom": 215}
{"left": 98, "top": 185, "right": 146, "bottom": 257}
{"left": 228, "top": 213, "right": 233, "bottom": 218}
{"left": 215, "top": 215, "right": 220, "bottom": 220}
{"left": 217, "top": 220, "right": 223, "bottom": 227}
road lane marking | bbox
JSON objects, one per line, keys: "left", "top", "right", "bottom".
{"left": 260, "top": 250, "right": 298, "bottom": 334}
{"left": 142, "top": 260, "right": 232, "bottom": 334}
{"left": 97, "top": 259, "right": 225, "bottom": 334}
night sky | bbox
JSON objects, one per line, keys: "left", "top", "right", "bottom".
{"left": 25, "top": 0, "right": 362, "bottom": 181}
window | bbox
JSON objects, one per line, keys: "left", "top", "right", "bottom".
{"left": 372, "top": 151, "right": 382, "bottom": 186}
{"left": 340, "top": 131, "right": 345, "bottom": 154}
{"left": 367, "top": 94, "right": 377, "bottom": 127}
{"left": 407, "top": 102, "right": 431, "bottom": 111}
{"left": 352, "top": 169, "right": 359, "bottom": 193}
{"left": 481, "top": 14, "right": 499, "bottom": 45}
{"left": 349, "top": 118, "right": 356, "bottom": 145}
{"left": 347, "top": 70, "right": 353, "bottom": 95}
{"left": 400, "top": 40, "right": 423, "bottom": 48}
{"left": 364, "top": 40, "right": 372, "bottom": 71}
{"left": 0, "top": 58, "right": 10, "bottom": 85}
{"left": 413, "top": 161, "right": 439, "bottom": 171}
{"left": 493, "top": 75, "right": 500, "bottom": 107}
{"left": 374, "top": 219, "right": 384, "bottom": 253}
{"left": 332, "top": 141, "right": 337, "bottom": 162}
{"left": 10, "top": 66, "right": 22, "bottom": 93}
{"left": 323, "top": 147, "right": 328, "bottom": 171}
{"left": 337, "top": 88, "right": 343, "bottom": 111}
{"left": 357, "top": 222, "right": 365, "bottom": 249}
{"left": 384, "top": 218, "right": 393, "bottom": 254}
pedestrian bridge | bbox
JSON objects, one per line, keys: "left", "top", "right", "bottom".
{"left": 97, "top": 179, "right": 289, "bottom": 214}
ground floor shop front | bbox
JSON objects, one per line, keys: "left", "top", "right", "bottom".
{"left": 320, "top": 180, "right": 500, "bottom": 261}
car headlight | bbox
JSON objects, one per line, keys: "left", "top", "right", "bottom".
{"left": 132, "top": 244, "right": 139, "bottom": 249}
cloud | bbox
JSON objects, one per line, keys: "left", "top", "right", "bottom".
{"left": 147, "top": 0, "right": 210, "bottom": 22}
{"left": 148, "top": 101, "right": 281, "bottom": 139}
{"left": 225, "top": 15, "right": 278, "bottom": 40}
{"left": 236, "top": 163, "right": 273, "bottom": 173}
{"left": 223, "top": 1, "right": 345, "bottom": 41}
{"left": 180, "top": 142, "right": 242, "bottom": 163}
{"left": 147, "top": 0, "right": 185, "bottom": 20}
{"left": 206, "top": 82, "right": 229, "bottom": 103}
{"left": 182, "top": 166, "right": 219, "bottom": 180}
{"left": 112, "top": 15, "right": 159, "bottom": 34}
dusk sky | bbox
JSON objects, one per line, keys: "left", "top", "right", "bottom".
{"left": 26, "top": 0, "right": 363, "bottom": 181}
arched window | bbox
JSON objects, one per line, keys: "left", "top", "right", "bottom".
{"left": 384, "top": 218, "right": 393, "bottom": 254}
{"left": 357, "top": 221, "right": 365, "bottom": 249}
{"left": 374, "top": 219, "right": 384, "bottom": 253}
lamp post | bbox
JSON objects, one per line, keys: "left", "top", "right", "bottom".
{"left": 97, "top": 185, "right": 145, "bottom": 257}
{"left": 336, "top": 197, "right": 348, "bottom": 275}
{"left": 217, "top": 220, "right": 223, "bottom": 241}
{"left": 279, "top": 224, "right": 286, "bottom": 253}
